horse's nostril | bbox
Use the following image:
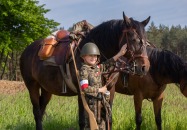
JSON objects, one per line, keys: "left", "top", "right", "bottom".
{"left": 142, "top": 66, "right": 146, "bottom": 72}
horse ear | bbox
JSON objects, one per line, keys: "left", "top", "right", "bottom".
{"left": 123, "top": 12, "right": 131, "bottom": 27}
{"left": 141, "top": 16, "right": 151, "bottom": 27}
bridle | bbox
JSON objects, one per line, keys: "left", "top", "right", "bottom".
{"left": 119, "top": 27, "right": 148, "bottom": 63}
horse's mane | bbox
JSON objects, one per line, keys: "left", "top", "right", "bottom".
{"left": 80, "top": 20, "right": 125, "bottom": 60}
{"left": 148, "top": 46, "right": 185, "bottom": 80}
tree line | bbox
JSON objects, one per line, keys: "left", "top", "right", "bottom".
{"left": 0, "top": 0, "right": 186, "bottom": 80}
{"left": 147, "top": 22, "right": 187, "bottom": 60}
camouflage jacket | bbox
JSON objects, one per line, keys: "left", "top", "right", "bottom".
{"left": 79, "top": 58, "right": 115, "bottom": 94}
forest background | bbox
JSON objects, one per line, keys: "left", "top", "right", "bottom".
{"left": 0, "top": 0, "right": 187, "bottom": 81}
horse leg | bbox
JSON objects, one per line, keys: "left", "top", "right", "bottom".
{"left": 152, "top": 93, "right": 164, "bottom": 130}
{"left": 78, "top": 94, "right": 85, "bottom": 130}
{"left": 133, "top": 93, "right": 143, "bottom": 130}
{"left": 27, "top": 82, "right": 43, "bottom": 130}
{"left": 39, "top": 88, "right": 52, "bottom": 118}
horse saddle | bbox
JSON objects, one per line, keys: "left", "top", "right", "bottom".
{"left": 38, "top": 30, "right": 79, "bottom": 61}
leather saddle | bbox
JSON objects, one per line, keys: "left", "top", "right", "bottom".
{"left": 39, "top": 30, "right": 80, "bottom": 64}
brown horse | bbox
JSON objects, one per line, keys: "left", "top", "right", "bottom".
{"left": 113, "top": 45, "right": 187, "bottom": 130}
{"left": 20, "top": 13, "right": 150, "bottom": 130}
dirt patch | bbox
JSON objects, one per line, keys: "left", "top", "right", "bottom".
{"left": 0, "top": 80, "right": 26, "bottom": 95}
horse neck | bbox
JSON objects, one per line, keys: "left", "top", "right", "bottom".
{"left": 147, "top": 46, "right": 183, "bottom": 84}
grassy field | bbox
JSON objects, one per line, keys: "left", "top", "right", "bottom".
{"left": 0, "top": 84, "right": 187, "bottom": 130}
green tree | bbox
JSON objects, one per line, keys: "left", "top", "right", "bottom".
{"left": 175, "top": 26, "right": 187, "bottom": 60}
{"left": 0, "top": 0, "right": 59, "bottom": 80}
{"left": 147, "top": 22, "right": 161, "bottom": 47}
{"left": 0, "top": 0, "right": 59, "bottom": 51}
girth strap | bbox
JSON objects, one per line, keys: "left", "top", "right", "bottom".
{"left": 59, "top": 65, "right": 78, "bottom": 93}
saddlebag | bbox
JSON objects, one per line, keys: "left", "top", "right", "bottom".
{"left": 38, "top": 38, "right": 57, "bottom": 60}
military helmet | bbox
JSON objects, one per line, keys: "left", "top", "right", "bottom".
{"left": 80, "top": 42, "right": 100, "bottom": 57}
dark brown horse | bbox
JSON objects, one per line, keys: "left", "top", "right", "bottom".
{"left": 113, "top": 45, "right": 187, "bottom": 130}
{"left": 20, "top": 13, "right": 151, "bottom": 130}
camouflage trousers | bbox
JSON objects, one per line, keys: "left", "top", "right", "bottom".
{"left": 84, "top": 95, "right": 111, "bottom": 130}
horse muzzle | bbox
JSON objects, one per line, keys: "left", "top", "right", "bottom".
{"left": 130, "top": 59, "right": 150, "bottom": 76}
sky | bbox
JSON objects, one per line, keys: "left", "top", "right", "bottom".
{"left": 38, "top": 0, "right": 187, "bottom": 30}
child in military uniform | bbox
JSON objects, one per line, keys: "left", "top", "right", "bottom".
{"left": 79, "top": 42, "right": 127, "bottom": 129}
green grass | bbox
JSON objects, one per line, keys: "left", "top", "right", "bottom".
{"left": 0, "top": 84, "right": 187, "bottom": 130}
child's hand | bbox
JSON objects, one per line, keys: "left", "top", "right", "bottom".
{"left": 113, "top": 44, "right": 127, "bottom": 61}
{"left": 119, "top": 44, "right": 127, "bottom": 56}
{"left": 98, "top": 85, "right": 107, "bottom": 93}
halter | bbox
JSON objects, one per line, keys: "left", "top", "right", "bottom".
{"left": 119, "top": 27, "right": 148, "bottom": 63}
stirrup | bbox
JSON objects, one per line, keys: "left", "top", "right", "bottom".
{"left": 61, "top": 79, "right": 67, "bottom": 93}
{"left": 123, "top": 74, "right": 128, "bottom": 87}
